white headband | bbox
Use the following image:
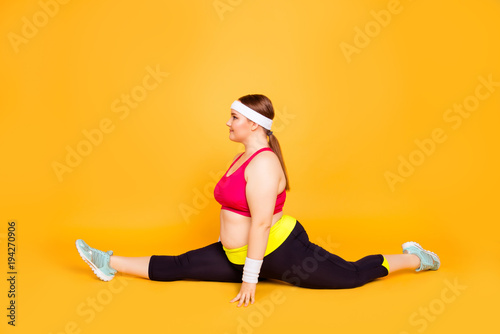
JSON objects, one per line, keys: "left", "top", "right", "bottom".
{"left": 230, "top": 100, "right": 273, "bottom": 130}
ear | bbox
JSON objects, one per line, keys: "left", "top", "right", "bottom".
{"left": 250, "top": 122, "right": 259, "bottom": 131}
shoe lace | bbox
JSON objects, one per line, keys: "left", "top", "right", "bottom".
{"left": 420, "top": 252, "right": 435, "bottom": 270}
{"left": 90, "top": 249, "right": 107, "bottom": 268}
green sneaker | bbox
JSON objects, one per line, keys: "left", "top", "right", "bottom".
{"left": 402, "top": 241, "right": 440, "bottom": 272}
{"left": 76, "top": 239, "right": 117, "bottom": 281}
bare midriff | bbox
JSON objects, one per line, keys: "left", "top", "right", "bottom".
{"left": 219, "top": 209, "right": 284, "bottom": 249}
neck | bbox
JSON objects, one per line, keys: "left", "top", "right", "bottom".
{"left": 241, "top": 134, "right": 269, "bottom": 155}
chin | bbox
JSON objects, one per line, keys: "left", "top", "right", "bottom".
{"left": 229, "top": 133, "right": 239, "bottom": 142}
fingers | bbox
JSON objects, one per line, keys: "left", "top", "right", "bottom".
{"left": 239, "top": 292, "right": 253, "bottom": 307}
{"left": 237, "top": 293, "right": 245, "bottom": 307}
{"left": 230, "top": 285, "right": 256, "bottom": 307}
{"left": 246, "top": 292, "right": 253, "bottom": 306}
{"left": 239, "top": 294, "right": 247, "bottom": 307}
{"left": 230, "top": 293, "right": 248, "bottom": 307}
{"left": 230, "top": 293, "right": 240, "bottom": 303}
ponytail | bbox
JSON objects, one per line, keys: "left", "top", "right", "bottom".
{"left": 268, "top": 131, "right": 290, "bottom": 191}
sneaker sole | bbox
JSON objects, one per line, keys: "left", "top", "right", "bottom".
{"left": 402, "top": 241, "right": 441, "bottom": 269}
{"left": 75, "top": 240, "right": 114, "bottom": 282}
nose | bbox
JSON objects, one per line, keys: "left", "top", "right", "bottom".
{"left": 226, "top": 119, "right": 231, "bottom": 127}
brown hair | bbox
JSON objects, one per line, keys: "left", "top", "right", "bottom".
{"left": 238, "top": 94, "right": 290, "bottom": 191}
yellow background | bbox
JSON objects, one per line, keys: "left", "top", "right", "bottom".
{"left": 1, "top": 0, "right": 499, "bottom": 333}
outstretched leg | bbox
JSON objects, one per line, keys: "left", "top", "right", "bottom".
{"left": 109, "top": 256, "right": 151, "bottom": 279}
{"left": 148, "top": 242, "right": 242, "bottom": 282}
{"left": 76, "top": 239, "right": 243, "bottom": 283}
{"left": 257, "top": 221, "right": 440, "bottom": 289}
{"left": 383, "top": 254, "right": 420, "bottom": 273}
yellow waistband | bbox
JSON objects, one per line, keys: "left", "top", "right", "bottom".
{"left": 222, "top": 215, "right": 297, "bottom": 265}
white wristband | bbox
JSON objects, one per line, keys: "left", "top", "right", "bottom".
{"left": 242, "top": 257, "right": 263, "bottom": 283}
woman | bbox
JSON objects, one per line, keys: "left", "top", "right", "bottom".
{"left": 76, "top": 94, "right": 440, "bottom": 307}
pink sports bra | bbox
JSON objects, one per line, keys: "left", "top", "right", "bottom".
{"left": 214, "top": 147, "right": 286, "bottom": 217}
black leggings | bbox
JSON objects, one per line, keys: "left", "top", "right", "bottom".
{"left": 148, "top": 219, "right": 388, "bottom": 289}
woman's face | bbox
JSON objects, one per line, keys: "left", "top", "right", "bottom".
{"left": 227, "top": 109, "right": 253, "bottom": 142}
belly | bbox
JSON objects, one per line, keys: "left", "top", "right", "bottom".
{"left": 219, "top": 209, "right": 284, "bottom": 249}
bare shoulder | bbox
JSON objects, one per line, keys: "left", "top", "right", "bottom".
{"left": 247, "top": 150, "right": 281, "bottom": 172}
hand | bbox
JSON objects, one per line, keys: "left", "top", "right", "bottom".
{"left": 230, "top": 281, "right": 257, "bottom": 307}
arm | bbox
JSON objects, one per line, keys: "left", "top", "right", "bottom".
{"left": 230, "top": 151, "right": 282, "bottom": 307}
{"left": 245, "top": 153, "right": 281, "bottom": 261}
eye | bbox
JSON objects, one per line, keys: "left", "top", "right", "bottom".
{"left": 232, "top": 116, "right": 237, "bottom": 119}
